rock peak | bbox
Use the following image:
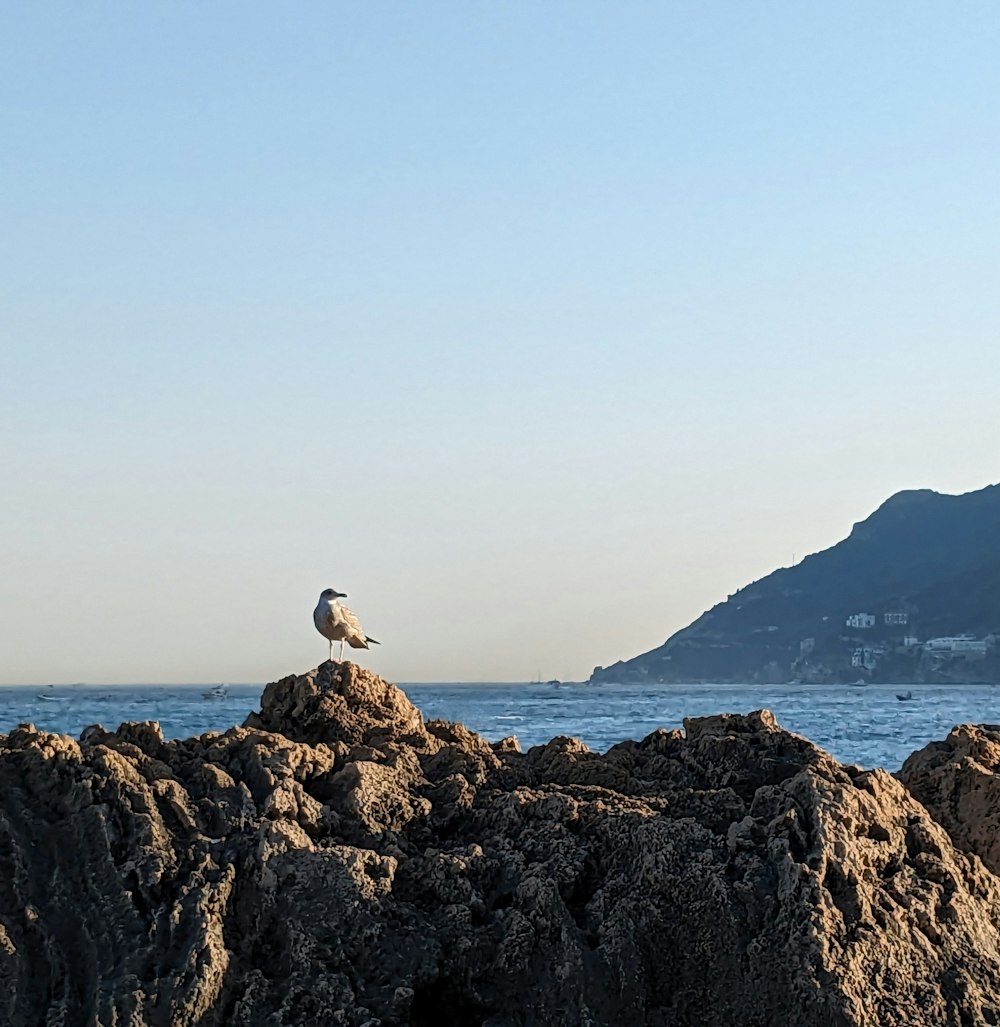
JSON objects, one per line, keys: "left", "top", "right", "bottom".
{"left": 244, "top": 660, "right": 431, "bottom": 749}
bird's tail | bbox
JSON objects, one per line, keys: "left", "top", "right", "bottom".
{"left": 365, "top": 636, "right": 381, "bottom": 646}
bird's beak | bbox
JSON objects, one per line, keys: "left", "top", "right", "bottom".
{"left": 336, "top": 592, "right": 347, "bottom": 598}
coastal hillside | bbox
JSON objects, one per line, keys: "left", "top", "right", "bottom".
{"left": 4, "top": 663, "right": 1000, "bottom": 1025}
{"left": 592, "top": 483, "right": 1000, "bottom": 685}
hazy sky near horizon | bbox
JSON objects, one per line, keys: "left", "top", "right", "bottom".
{"left": 2, "top": 3, "right": 999, "bottom": 684}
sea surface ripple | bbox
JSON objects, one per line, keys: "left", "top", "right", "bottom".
{"left": 2, "top": 681, "right": 999, "bottom": 771}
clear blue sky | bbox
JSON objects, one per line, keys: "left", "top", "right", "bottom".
{"left": 2, "top": 3, "right": 998, "bottom": 684}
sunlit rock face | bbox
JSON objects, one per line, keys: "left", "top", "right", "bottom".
{"left": 3, "top": 665, "right": 1000, "bottom": 1026}
{"left": 898, "top": 723, "right": 1000, "bottom": 875}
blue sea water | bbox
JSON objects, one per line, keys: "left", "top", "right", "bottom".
{"left": 2, "top": 681, "right": 999, "bottom": 772}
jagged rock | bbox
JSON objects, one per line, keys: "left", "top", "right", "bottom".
{"left": 898, "top": 723, "right": 1000, "bottom": 875}
{"left": 245, "top": 661, "right": 430, "bottom": 750}
{"left": 2, "top": 665, "right": 1000, "bottom": 1025}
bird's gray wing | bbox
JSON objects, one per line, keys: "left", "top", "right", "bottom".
{"left": 334, "top": 604, "right": 370, "bottom": 648}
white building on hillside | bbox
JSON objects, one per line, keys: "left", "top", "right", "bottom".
{"left": 846, "top": 613, "right": 876, "bottom": 629}
{"left": 851, "top": 646, "right": 884, "bottom": 670}
{"left": 924, "top": 635, "right": 988, "bottom": 656}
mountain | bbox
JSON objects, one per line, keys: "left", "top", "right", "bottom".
{"left": 592, "top": 484, "right": 1000, "bottom": 685}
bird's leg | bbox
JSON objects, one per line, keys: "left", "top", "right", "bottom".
{"left": 340, "top": 639, "right": 346, "bottom": 662}
{"left": 328, "top": 640, "right": 333, "bottom": 662}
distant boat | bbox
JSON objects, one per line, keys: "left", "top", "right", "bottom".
{"left": 37, "top": 693, "right": 70, "bottom": 702}
{"left": 896, "top": 690, "right": 915, "bottom": 702}
{"left": 849, "top": 680, "right": 869, "bottom": 687}
{"left": 203, "top": 685, "right": 227, "bottom": 700}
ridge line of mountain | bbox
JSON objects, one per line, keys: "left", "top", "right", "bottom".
{"left": 592, "top": 482, "right": 1000, "bottom": 685}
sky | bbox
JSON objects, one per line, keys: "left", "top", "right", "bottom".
{"left": 2, "top": 3, "right": 999, "bottom": 684}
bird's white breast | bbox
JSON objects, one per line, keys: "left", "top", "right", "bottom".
{"left": 313, "top": 600, "right": 339, "bottom": 637}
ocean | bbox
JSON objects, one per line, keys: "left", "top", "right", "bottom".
{"left": 3, "top": 681, "right": 998, "bottom": 772}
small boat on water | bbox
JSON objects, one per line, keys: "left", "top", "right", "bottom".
{"left": 896, "top": 690, "right": 915, "bottom": 702}
{"left": 203, "top": 685, "right": 227, "bottom": 700}
{"left": 37, "top": 693, "right": 70, "bottom": 702}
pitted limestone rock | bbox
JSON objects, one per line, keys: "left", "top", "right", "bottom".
{"left": 2, "top": 668, "right": 1000, "bottom": 1026}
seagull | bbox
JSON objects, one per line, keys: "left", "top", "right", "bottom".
{"left": 313, "top": 588, "right": 381, "bottom": 662}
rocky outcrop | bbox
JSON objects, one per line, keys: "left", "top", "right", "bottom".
{"left": 3, "top": 665, "right": 1000, "bottom": 1026}
{"left": 898, "top": 723, "right": 1000, "bottom": 876}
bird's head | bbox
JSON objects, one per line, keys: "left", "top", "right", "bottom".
{"left": 320, "top": 587, "right": 347, "bottom": 600}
